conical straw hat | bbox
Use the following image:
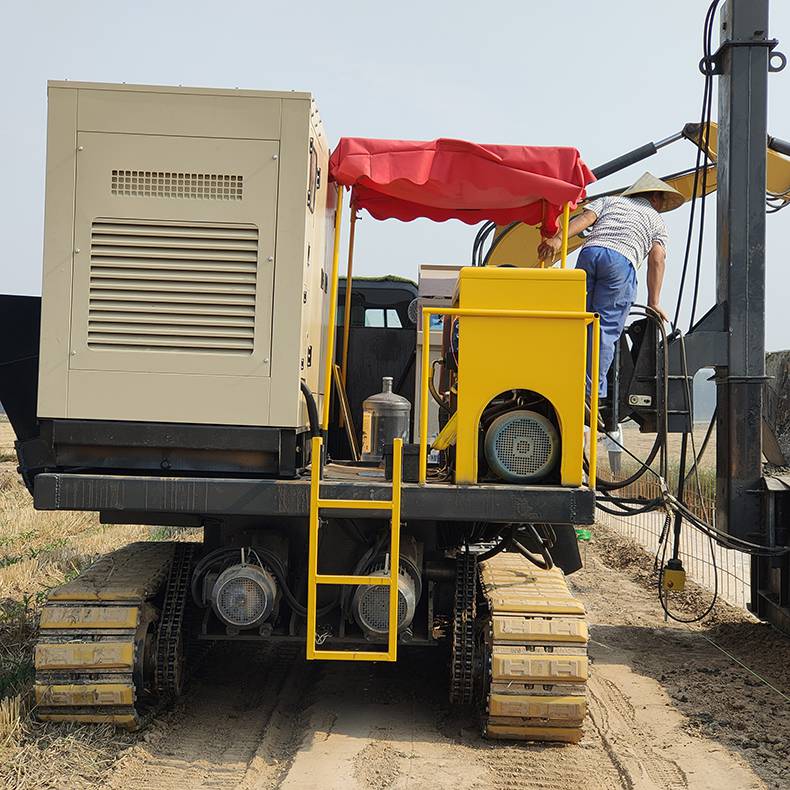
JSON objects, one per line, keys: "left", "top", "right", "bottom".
{"left": 622, "top": 171, "right": 685, "bottom": 212}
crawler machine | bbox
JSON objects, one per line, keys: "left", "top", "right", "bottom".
{"left": 1, "top": 82, "right": 600, "bottom": 742}
{"left": 2, "top": 0, "right": 788, "bottom": 746}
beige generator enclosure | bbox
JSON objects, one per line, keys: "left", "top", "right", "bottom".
{"left": 38, "top": 82, "right": 331, "bottom": 431}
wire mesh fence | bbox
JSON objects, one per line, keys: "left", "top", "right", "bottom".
{"left": 594, "top": 427, "right": 752, "bottom": 610}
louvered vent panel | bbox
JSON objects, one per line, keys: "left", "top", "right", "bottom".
{"left": 88, "top": 219, "right": 258, "bottom": 355}
{"left": 111, "top": 170, "right": 243, "bottom": 200}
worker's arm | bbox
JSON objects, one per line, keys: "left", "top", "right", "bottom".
{"left": 537, "top": 209, "right": 598, "bottom": 261}
{"left": 646, "top": 242, "right": 669, "bottom": 323}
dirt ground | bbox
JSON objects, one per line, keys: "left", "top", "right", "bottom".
{"left": 1, "top": 416, "right": 789, "bottom": 789}
{"left": 90, "top": 526, "right": 789, "bottom": 790}
{"left": 5, "top": 530, "right": 788, "bottom": 790}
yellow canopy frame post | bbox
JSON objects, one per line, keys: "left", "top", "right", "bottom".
{"left": 419, "top": 306, "right": 599, "bottom": 487}
{"left": 537, "top": 201, "right": 570, "bottom": 268}
{"left": 321, "top": 183, "right": 345, "bottom": 434}
{"left": 340, "top": 206, "right": 358, "bottom": 389}
{"left": 306, "top": 435, "right": 403, "bottom": 661}
{"left": 560, "top": 202, "right": 571, "bottom": 269}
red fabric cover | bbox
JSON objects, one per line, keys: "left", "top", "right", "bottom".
{"left": 329, "top": 137, "right": 595, "bottom": 234}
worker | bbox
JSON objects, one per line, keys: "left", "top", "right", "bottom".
{"left": 537, "top": 172, "right": 685, "bottom": 397}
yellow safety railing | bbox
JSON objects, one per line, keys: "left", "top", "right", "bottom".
{"left": 306, "top": 435, "right": 403, "bottom": 661}
{"left": 418, "top": 307, "right": 600, "bottom": 487}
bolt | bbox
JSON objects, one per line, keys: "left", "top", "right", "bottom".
{"left": 267, "top": 256, "right": 274, "bottom": 262}
{"left": 74, "top": 248, "right": 80, "bottom": 254}
{"left": 77, "top": 145, "right": 84, "bottom": 151}
{"left": 264, "top": 357, "right": 270, "bottom": 364}
{"left": 272, "top": 154, "right": 278, "bottom": 160}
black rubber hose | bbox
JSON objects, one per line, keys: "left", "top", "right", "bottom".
{"left": 511, "top": 537, "right": 553, "bottom": 571}
{"left": 594, "top": 431, "right": 663, "bottom": 490}
{"left": 592, "top": 142, "right": 658, "bottom": 180}
{"left": 300, "top": 380, "right": 320, "bottom": 438}
{"left": 768, "top": 135, "right": 790, "bottom": 157}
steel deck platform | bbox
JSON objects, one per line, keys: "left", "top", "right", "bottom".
{"left": 33, "top": 470, "right": 595, "bottom": 525}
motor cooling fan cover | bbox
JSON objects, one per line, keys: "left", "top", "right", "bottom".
{"left": 211, "top": 564, "right": 277, "bottom": 629}
{"left": 484, "top": 409, "right": 559, "bottom": 482}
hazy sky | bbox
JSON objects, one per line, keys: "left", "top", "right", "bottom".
{"left": 2, "top": 1, "right": 789, "bottom": 347}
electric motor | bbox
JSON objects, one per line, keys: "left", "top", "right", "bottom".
{"left": 351, "top": 556, "right": 422, "bottom": 639}
{"left": 210, "top": 563, "right": 278, "bottom": 629}
{"left": 484, "top": 409, "right": 560, "bottom": 483}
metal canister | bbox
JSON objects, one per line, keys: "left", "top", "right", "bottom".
{"left": 361, "top": 377, "right": 411, "bottom": 462}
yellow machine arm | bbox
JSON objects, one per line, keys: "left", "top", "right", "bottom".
{"left": 485, "top": 123, "right": 790, "bottom": 268}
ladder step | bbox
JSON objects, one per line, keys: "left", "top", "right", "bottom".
{"left": 317, "top": 498, "right": 394, "bottom": 511}
{"left": 316, "top": 574, "right": 392, "bottom": 586}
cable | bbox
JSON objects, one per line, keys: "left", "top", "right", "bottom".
{"left": 472, "top": 221, "right": 497, "bottom": 266}
{"left": 300, "top": 380, "right": 320, "bottom": 438}
{"left": 688, "top": 0, "right": 721, "bottom": 330}
{"left": 595, "top": 495, "right": 665, "bottom": 517}
{"left": 475, "top": 525, "right": 554, "bottom": 569}
{"left": 683, "top": 407, "right": 716, "bottom": 486}
{"left": 656, "top": 510, "right": 719, "bottom": 623}
{"left": 673, "top": 0, "right": 722, "bottom": 330}
{"left": 594, "top": 431, "right": 662, "bottom": 491}
{"left": 428, "top": 359, "right": 450, "bottom": 411}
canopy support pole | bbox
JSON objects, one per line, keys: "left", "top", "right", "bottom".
{"left": 340, "top": 206, "right": 358, "bottom": 388}
{"left": 560, "top": 202, "right": 571, "bottom": 269}
{"left": 321, "top": 184, "right": 344, "bottom": 434}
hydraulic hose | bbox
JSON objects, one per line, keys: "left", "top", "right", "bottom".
{"left": 300, "top": 380, "right": 320, "bottom": 438}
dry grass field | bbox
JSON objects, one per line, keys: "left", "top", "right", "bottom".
{"left": 0, "top": 417, "right": 167, "bottom": 788}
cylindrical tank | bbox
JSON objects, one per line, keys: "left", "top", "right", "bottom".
{"left": 361, "top": 376, "right": 411, "bottom": 462}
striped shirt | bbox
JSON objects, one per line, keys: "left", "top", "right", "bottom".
{"left": 581, "top": 196, "right": 668, "bottom": 270}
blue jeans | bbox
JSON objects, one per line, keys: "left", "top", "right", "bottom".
{"left": 576, "top": 246, "right": 637, "bottom": 397}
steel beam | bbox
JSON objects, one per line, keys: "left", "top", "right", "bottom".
{"left": 32, "top": 473, "right": 596, "bottom": 525}
{"left": 715, "top": 0, "right": 771, "bottom": 540}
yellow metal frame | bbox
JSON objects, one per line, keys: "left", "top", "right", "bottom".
{"left": 306, "top": 435, "right": 403, "bottom": 661}
{"left": 560, "top": 202, "right": 570, "bottom": 268}
{"left": 418, "top": 306, "right": 599, "bottom": 487}
{"left": 340, "top": 207, "right": 358, "bottom": 388}
{"left": 538, "top": 201, "right": 571, "bottom": 269}
{"left": 321, "top": 183, "right": 345, "bottom": 432}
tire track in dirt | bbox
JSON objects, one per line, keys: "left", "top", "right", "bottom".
{"left": 106, "top": 643, "right": 310, "bottom": 790}
{"left": 587, "top": 672, "right": 687, "bottom": 790}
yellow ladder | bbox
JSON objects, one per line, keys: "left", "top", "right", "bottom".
{"left": 306, "top": 435, "right": 403, "bottom": 661}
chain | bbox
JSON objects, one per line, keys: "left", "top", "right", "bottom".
{"left": 449, "top": 550, "right": 477, "bottom": 705}
{"left": 156, "top": 543, "right": 195, "bottom": 698}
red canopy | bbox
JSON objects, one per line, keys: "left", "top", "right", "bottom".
{"left": 329, "top": 137, "right": 595, "bottom": 234}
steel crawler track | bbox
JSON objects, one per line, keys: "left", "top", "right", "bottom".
{"left": 479, "top": 553, "right": 588, "bottom": 743}
{"left": 34, "top": 542, "right": 177, "bottom": 728}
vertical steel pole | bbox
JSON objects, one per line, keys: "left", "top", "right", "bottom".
{"left": 715, "top": 0, "right": 770, "bottom": 540}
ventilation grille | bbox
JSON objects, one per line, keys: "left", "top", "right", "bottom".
{"left": 484, "top": 410, "right": 559, "bottom": 482}
{"left": 87, "top": 219, "right": 258, "bottom": 355}
{"left": 111, "top": 170, "right": 243, "bottom": 200}
{"left": 494, "top": 417, "right": 553, "bottom": 476}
